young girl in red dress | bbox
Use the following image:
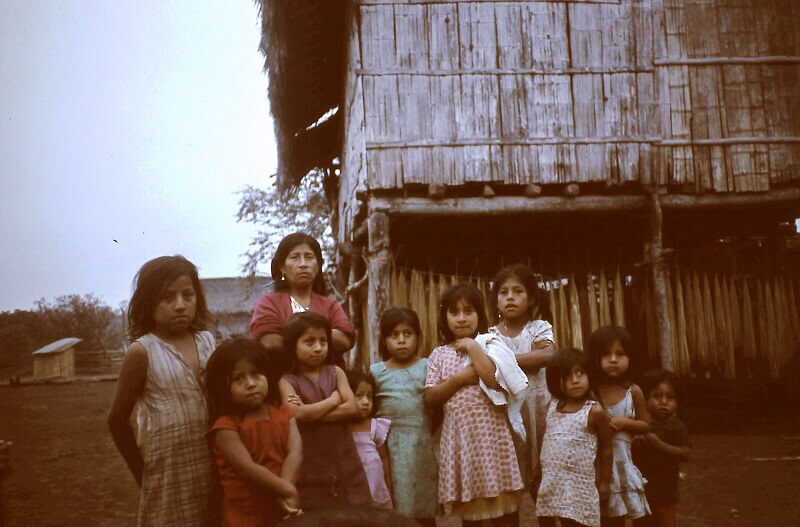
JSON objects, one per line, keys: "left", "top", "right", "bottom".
{"left": 206, "top": 338, "right": 303, "bottom": 526}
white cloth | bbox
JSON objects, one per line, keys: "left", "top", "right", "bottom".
{"left": 290, "top": 296, "right": 309, "bottom": 313}
{"left": 460, "top": 333, "right": 529, "bottom": 440}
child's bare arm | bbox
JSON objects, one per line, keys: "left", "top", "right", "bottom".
{"left": 321, "top": 366, "right": 359, "bottom": 422}
{"left": 280, "top": 417, "right": 303, "bottom": 484}
{"left": 609, "top": 384, "right": 650, "bottom": 434}
{"left": 215, "top": 429, "right": 298, "bottom": 498}
{"left": 454, "top": 338, "right": 500, "bottom": 390}
{"left": 378, "top": 440, "right": 393, "bottom": 498}
{"left": 107, "top": 343, "right": 147, "bottom": 485}
{"left": 279, "top": 378, "right": 340, "bottom": 422}
{"left": 589, "top": 404, "right": 613, "bottom": 505}
{"left": 516, "top": 339, "right": 555, "bottom": 371}
{"left": 643, "top": 433, "right": 690, "bottom": 461}
{"left": 424, "top": 365, "right": 477, "bottom": 405}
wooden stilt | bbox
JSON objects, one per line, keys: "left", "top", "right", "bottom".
{"left": 367, "top": 211, "right": 391, "bottom": 366}
{"left": 648, "top": 190, "right": 674, "bottom": 371}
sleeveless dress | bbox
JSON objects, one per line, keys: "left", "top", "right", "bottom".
{"left": 351, "top": 417, "right": 393, "bottom": 509}
{"left": 370, "top": 359, "right": 438, "bottom": 518}
{"left": 134, "top": 331, "right": 215, "bottom": 527}
{"left": 210, "top": 406, "right": 294, "bottom": 527}
{"left": 282, "top": 365, "right": 372, "bottom": 509}
{"left": 426, "top": 345, "right": 524, "bottom": 520}
{"left": 488, "top": 320, "right": 553, "bottom": 484}
{"left": 604, "top": 388, "right": 651, "bottom": 519}
{"left": 536, "top": 400, "right": 600, "bottom": 527}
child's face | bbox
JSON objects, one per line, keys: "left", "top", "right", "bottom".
{"left": 497, "top": 276, "right": 530, "bottom": 322}
{"left": 646, "top": 381, "right": 678, "bottom": 422}
{"left": 353, "top": 380, "right": 373, "bottom": 419}
{"left": 295, "top": 326, "right": 328, "bottom": 368}
{"left": 446, "top": 298, "right": 479, "bottom": 339}
{"left": 281, "top": 243, "right": 319, "bottom": 287}
{"left": 600, "top": 339, "right": 629, "bottom": 379}
{"left": 385, "top": 322, "right": 418, "bottom": 362}
{"left": 229, "top": 358, "right": 269, "bottom": 410}
{"left": 153, "top": 275, "right": 196, "bottom": 334}
{"left": 561, "top": 363, "right": 590, "bottom": 399}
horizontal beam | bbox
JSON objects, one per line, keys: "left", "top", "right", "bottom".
{"left": 368, "top": 188, "right": 800, "bottom": 216}
{"left": 359, "top": 0, "right": 620, "bottom": 4}
{"left": 366, "top": 136, "right": 800, "bottom": 149}
{"left": 357, "top": 67, "right": 653, "bottom": 76}
{"left": 654, "top": 56, "right": 800, "bottom": 66}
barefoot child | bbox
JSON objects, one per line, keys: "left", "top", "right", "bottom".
{"left": 587, "top": 326, "right": 651, "bottom": 526}
{"left": 346, "top": 370, "right": 393, "bottom": 510}
{"left": 206, "top": 338, "right": 303, "bottom": 526}
{"left": 489, "top": 264, "right": 555, "bottom": 489}
{"left": 425, "top": 283, "right": 524, "bottom": 527}
{"left": 633, "top": 370, "right": 690, "bottom": 527}
{"left": 370, "top": 307, "right": 438, "bottom": 526}
{"left": 278, "top": 312, "right": 372, "bottom": 508}
{"left": 108, "top": 255, "right": 215, "bottom": 526}
{"left": 536, "top": 348, "right": 613, "bottom": 527}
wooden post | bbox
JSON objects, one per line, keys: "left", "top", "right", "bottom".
{"left": 648, "top": 190, "right": 674, "bottom": 370}
{"left": 367, "top": 211, "right": 391, "bottom": 367}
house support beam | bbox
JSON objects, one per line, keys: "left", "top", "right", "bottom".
{"left": 368, "top": 188, "right": 800, "bottom": 216}
{"left": 366, "top": 211, "right": 391, "bottom": 366}
{"left": 647, "top": 191, "right": 674, "bottom": 371}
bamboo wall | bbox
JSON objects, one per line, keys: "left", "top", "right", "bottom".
{"left": 353, "top": 264, "right": 800, "bottom": 382}
{"left": 348, "top": 0, "right": 800, "bottom": 193}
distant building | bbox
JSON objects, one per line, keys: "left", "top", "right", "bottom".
{"left": 32, "top": 338, "right": 81, "bottom": 379}
{"left": 201, "top": 277, "right": 272, "bottom": 341}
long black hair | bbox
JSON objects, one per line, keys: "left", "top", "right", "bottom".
{"left": 586, "top": 325, "right": 635, "bottom": 384}
{"left": 545, "top": 347, "right": 594, "bottom": 401}
{"left": 127, "top": 255, "right": 210, "bottom": 340}
{"left": 282, "top": 311, "right": 333, "bottom": 372}
{"left": 378, "top": 306, "right": 422, "bottom": 360}
{"left": 205, "top": 338, "right": 282, "bottom": 423}
{"left": 437, "top": 283, "right": 488, "bottom": 343}
{"left": 490, "top": 263, "right": 552, "bottom": 323}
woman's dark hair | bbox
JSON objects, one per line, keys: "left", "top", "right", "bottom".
{"left": 640, "top": 369, "right": 680, "bottom": 400}
{"left": 490, "top": 264, "right": 552, "bottom": 323}
{"left": 127, "top": 255, "right": 210, "bottom": 340}
{"left": 345, "top": 369, "right": 377, "bottom": 417}
{"left": 586, "top": 325, "right": 634, "bottom": 384}
{"left": 282, "top": 311, "right": 332, "bottom": 372}
{"left": 437, "top": 283, "right": 488, "bottom": 343}
{"left": 378, "top": 306, "right": 422, "bottom": 360}
{"left": 545, "top": 347, "right": 593, "bottom": 400}
{"left": 271, "top": 232, "right": 327, "bottom": 295}
{"left": 205, "top": 338, "right": 281, "bottom": 423}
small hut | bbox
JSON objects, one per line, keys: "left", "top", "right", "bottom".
{"left": 32, "top": 338, "right": 80, "bottom": 379}
{"left": 201, "top": 277, "right": 272, "bottom": 340}
{"left": 257, "top": 0, "right": 800, "bottom": 379}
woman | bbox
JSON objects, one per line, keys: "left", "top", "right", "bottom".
{"left": 249, "top": 232, "right": 355, "bottom": 368}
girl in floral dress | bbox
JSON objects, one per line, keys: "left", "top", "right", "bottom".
{"left": 425, "top": 283, "right": 524, "bottom": 527}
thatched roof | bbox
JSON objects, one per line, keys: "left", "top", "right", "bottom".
{"left": 201, "top": 277, "right": 272, "bottom": 314}
{"left": 257, "top": 0, "right": 349, "bottom": 189}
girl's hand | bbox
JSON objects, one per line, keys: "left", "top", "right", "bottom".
{"left": 287, "top": 394, "right": 303, "bottom": 407}
{"left": 327, "top": 390, "right": 342, "bottom": 406}
{"left": 642, "top": 432, "right": 664, "bottom": 447}
{"left": 453, "top": 338, "right": 481, "bottom": 356}
{"left": 456, "top": 364, "right": 479, "bottom": 386}
{"left": 608, "top": 416, "right": 624, "bottom": 432}
{"left": 597, "top": 480, "right": 610, "bottom": 506}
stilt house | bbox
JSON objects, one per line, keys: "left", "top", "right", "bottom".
{"left": 257, "top": 0, "right": 800, "bottom": 380}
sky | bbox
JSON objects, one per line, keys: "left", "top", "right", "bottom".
{"left": 0, "top": 2, "right": 277, "bottom": 312}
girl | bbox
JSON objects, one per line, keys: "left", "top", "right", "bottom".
{"left": 346, "top": 369, "right": 393, "bottom": 510}
{"left": 278, "top": 312, "right": 372, "bottom": 508}
{"left": 108, "top": 255, "right": 215, "bottom": 526}
{"left": 424, "top": 283, "right": 524, "bottom": 527}
{"left": 206, "top": 338, "right": 303, "bottom": 526}
{"left": 370, "top": 307, "right": 438, "bottom": 525}
{"left": 536, "top": 348, "right": 613, "bottom": 527}
{"left": 489, "top": 264, "right": 555, "bottom": 490}
{"left": 587, "top": 326, "right": 651, "bottom": 525}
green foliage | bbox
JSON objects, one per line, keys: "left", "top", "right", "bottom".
{"left": 236, "top": 170, "right": 334, "bottom": 276}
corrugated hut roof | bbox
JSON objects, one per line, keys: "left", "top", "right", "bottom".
{"left": 32, "top": 338, "right": 82, "bottom": 356}
{"left": 201, "top": 277, "right": 272, "bottom": 315}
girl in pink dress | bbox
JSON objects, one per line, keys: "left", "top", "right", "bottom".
{"left": 424, "top": 283, "right": 524, "bottom": 527}
{"left": 346, "top": 370, "right": 393, "bottom": 509}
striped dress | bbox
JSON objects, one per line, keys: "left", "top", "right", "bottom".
{"left": 134, "top": 331, "right": 215, "bottom": 527}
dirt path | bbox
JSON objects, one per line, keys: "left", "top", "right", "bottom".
{"left": 1, "top": 383, "right": 798, "bottom": 526}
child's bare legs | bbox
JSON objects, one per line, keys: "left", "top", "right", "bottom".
{"left": 415, "top": 519, "right": 436, "bottom": 527}
{"left": 601, "top": 516, "right": 626, "bottom": 527}
{"left": 538, "top": 518, "right": 586, "bottom": 527}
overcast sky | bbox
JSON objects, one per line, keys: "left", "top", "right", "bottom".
{"left": 0, "top": 2, "right": 277, "bottom": 312}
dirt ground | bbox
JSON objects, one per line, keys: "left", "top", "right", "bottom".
{"left": 1, "top": 382, "right": 799, "bottom": 526}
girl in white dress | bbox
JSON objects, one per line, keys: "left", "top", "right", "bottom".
{"left": 536, "top": 348, "right": 612, "bottom": 527}
{"left": 587, "top": 326, "right": 652, "bottom": 525}
{"left": 488, "top": 264, "right": 555, "bottom": 492}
